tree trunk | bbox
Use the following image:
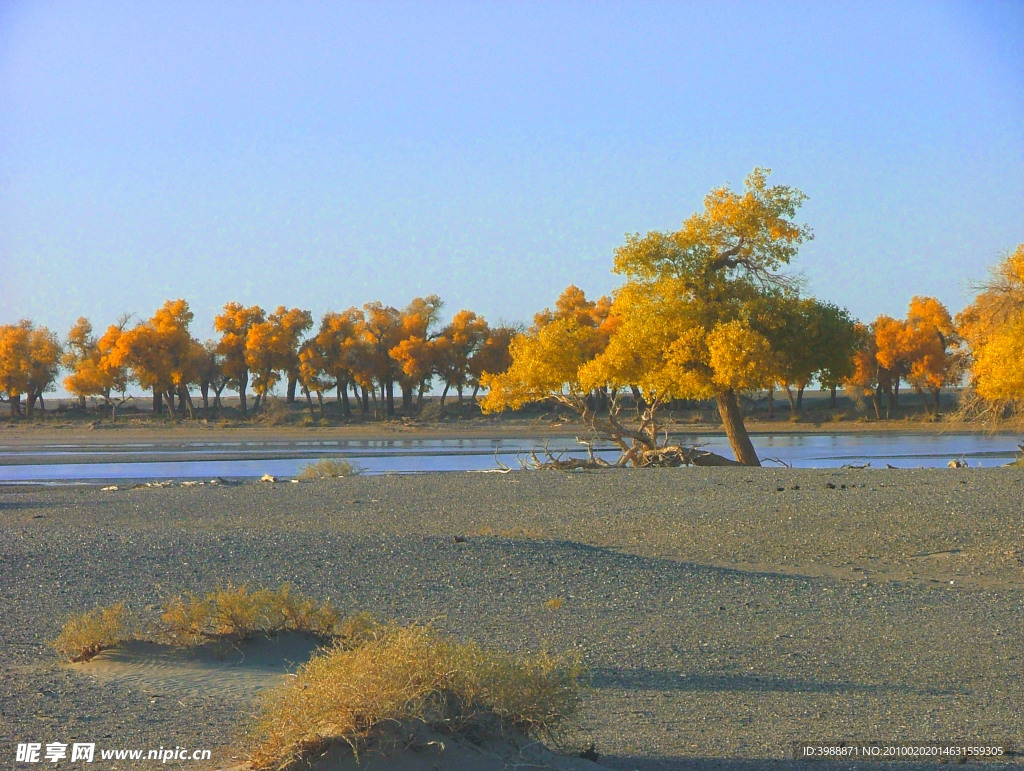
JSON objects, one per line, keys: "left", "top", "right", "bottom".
{"left": 286, "top": 375, "right": 298, "bottom": 404}
{"left": 238, "top": 372, "right": 249, "bottom": 416}
{"left": 163, "top": 389, "right": 177, "bottom": 418}
{"left": 715, "top": 389, "right": 760, "bottom": 466}
{"left": 152, "top": 389, "right": 163, "bottom": 416}
{"left": 918, "top": 389, "right": 932, "bottom": 416}
{"left": 200, "top": 382, "right": 210, "bottom": 413}
{"left": 304, "top": 387, "right": 315, "bottom": 418}
{"left": 829, "top": 385, "right": 838, "bottom": 409}
{"left": 26, "top": 392, "right": 37, "bottom": 416}
{"left": 339, "top": 380, "right": 351, "bottom": 417}
{"left": 385, "top": 380, "right": 395, "bottom": 417}
{"left": 439, "top": 382, "right": 451, "bottom": 416}
{"left": 931, "top": 387, "right": 941, "bottom": 417}
{"left": 796, "top": 385, "right": 805, "bottom": 410}
{"left": 784, "top": 386, "right": 797, "bottom": 416}
{"left": 871, "top": 386, "right": 882, "bottom": 420}
{"left": 767, "top": 386, "right": 775, "bottom": 419}
{"left": 629, "top": 385, "right": 647, "bottom": 417}
{"left": 182, "top": 388, "right": 195, "bottom": 420}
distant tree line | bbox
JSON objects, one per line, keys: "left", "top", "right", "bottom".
{"left": 0, "top": 296, "right": 516, "bottom": 421}
{"left": 1, "top": 207, "right": 1021, "bottom": 453}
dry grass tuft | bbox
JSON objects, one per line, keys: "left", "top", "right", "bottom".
{"left": 245, "top": 624, "right": 584, "bottom": 770}
{"left": 51, "top": 603, "right": 130, "bottom": 662}
{"left": 545, "top": 597, "right": 565, "bottom": 611}
{"left": 160, "top": 584, "right": 343, "bottom": 643}
{"left": 297, "top": 458, "right": 363, "bottom": 479}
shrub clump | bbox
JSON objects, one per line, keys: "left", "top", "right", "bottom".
{"left": 160, "top": 584, "right": 344, "bottom": 644}
{"left": 245, "top": 623, "right": 584, "bottom": 769}
{"left": 51, "top": 603, "right": 130, "bottom": 662}
{"left": 297, "top": 458, "right": 363, "bottom": 479}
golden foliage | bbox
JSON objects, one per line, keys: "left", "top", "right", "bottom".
{"left": 958, "top": 244, "right": 1024, "bottom": 405}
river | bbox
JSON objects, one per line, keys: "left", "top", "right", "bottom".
{"left": 0, "top": 432, "right": 1020, "bottom": 484}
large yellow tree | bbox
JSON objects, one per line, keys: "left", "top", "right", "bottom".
{"left": 957, "top": 244, "right": 1024, "bottom": 415}
{"left": 214, "top": 303, "right": 266, "bottom": 416}
{"left": 110, "top": 299, "right": 204, "bottom": 418}
{"left": 483, "top": 168, "right": 812, "bottom": 466}
{"left": 0, "top": 320, "right": 62, "bottom": 417}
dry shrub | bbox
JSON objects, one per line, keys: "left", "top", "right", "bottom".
{"left": 545, "top": 597, "right": 565, "bottom": 611}
{"left": 260, "top": 397, "right": 290, "bottom": 426}
{"left": 245, "top": 624, "right": 584, "bottom": 770}
{"left": 51, "top": 603, "right": 130, "bottom": 662}
{"left": 160, "top": 592, "right": 213, "bottom": 644}
{"left": 297, "top": 458, "right": 363, "bottom": 479}
{"left": 160, "top": 584, "right": 343, "bottom": 643}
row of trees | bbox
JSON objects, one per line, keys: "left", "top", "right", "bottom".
{"left": 0, "top": 297, "right": 515, "bottom": 420}
{"left": 480, "top": 169, "right": 1023, "bottom": 466}
{"left": 2, "top": 171, "right": 1020, "bottom": 468}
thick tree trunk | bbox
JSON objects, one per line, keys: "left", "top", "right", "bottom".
{"left": 152, "top": 389, "right": 163, "bottom": 416}
{"left": 715, "top": 389, "right": 760, "bottom": 466}
{"left": 286, "top": 375, "right": 298, "bottom": 404}
{"left": 871, "top": 386, "right": 882, "bottom": 420}
{"left": 339, "top": 380, "right": 351, "bottom": 417}
{"left": 796, "top": 385, "right": 805, "bottom": 410}
{"left": 385, "top": 380, "right": 395, "bottom": 417}
{"left": 829, "top": 385, "right": 838, "bottom": 409}
{"left": 304, "top": 387, "right": 315, "bottom": 418}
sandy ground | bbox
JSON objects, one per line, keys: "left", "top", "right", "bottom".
{"left": 2, "top": 469, "right": 1023, "bottom": 769}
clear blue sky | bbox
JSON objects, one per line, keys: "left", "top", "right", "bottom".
{"left": 2, "top": 1, "right": 1022, "bottom": 347}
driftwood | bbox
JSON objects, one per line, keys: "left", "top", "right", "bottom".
{"left": 525, "top": 439, "right": 742, "bottom": 470}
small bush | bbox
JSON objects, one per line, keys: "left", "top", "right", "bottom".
{"left": 245, "top": 624, "right": 584, "bottom": 769}
{"left": 544, "top": 597, "right": 565, "bottom": 611}
{"left": 260, "top": 397, "right": 290, "bottom": 426}
{"left": 297, "top": 458, "right": 363, "bottom": 479}
{"left": 51, "top": 603, "right": 130, "bottom": 662}
{"left": 160, "top": 584, "right": 344, "bottom": 643}
{"left": 160, "top": 592, "right": 214, "bottom": 644}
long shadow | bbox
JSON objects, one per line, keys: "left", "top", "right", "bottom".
{"left": 588, "top": 666, "right": 960, "bottom": 697}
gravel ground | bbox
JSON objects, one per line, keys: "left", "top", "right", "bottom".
{"left": 1, "top": 468, "right": 1023, "bottom": 770}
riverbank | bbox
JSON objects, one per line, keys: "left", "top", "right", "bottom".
{"left": 2, "top": 411, "right": 1020, "bottom": 447}
{"left": 2, "top": 469, "right": 1022, "bottom": 769}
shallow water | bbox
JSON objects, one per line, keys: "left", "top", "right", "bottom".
{"left": 0, "top": 432, "right": 1020, "bottom": 484}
